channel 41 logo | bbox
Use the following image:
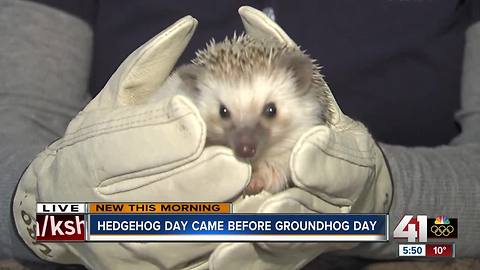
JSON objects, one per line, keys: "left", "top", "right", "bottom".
{"left": 393, "top": 215, "right": 457, "bottom": 242}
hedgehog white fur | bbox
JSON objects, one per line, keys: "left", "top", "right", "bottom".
{"left": 152, "top": 34, "right": 332, "bottom": 195}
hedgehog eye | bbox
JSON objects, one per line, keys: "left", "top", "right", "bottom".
{"left": 263, "top": 102, "right": 277, "bottom": 118}
{"left": 219, "top": 104, "right": 230, "bottom": 119}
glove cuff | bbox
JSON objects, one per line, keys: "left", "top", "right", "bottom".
{"left": 351, "top": 144, "right": 393, "bottom": 213}
{"left": 375, "top": 142, "right": 394, "bottom": 212}
{"left": 12, "top": 151, "right": 78, "bottom": 265}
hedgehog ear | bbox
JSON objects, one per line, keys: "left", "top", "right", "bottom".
{"left": 176, "top": 64, "right": 202, "bottom": 92}
{"left": 278, "top": 52, "right": 313, "bottom": 94}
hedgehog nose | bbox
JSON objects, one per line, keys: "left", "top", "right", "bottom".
{"left": 235, "top": 143, "right": 256, "bottom": 158}
{"left": 233, "top": 128, "right": 257, "bottom": 158}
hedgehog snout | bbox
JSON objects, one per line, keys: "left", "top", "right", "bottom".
{"left": 232, "top": 127, "right": 258, "bottom": 158}
{"left": 235, "top": 143, "right": 256, "bottom": 158}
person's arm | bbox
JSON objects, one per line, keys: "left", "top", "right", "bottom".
{"left": 377, "top": 20, "right": 480, "bottom": 258}
{"left": 0, "top": 0, "right": 92, "bottom": 261}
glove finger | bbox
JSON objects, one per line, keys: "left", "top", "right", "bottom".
{"left": 210, "top": 242, "right": 330, "bottom": 270}
{"left": 71, "top": 242, "right": 213, "bottom": 270}
{"left": 239, "top": 6, "right": 296, "bottom": 47}
{"left": 254, "top": 188, "right": 356, "bottom": 254}
{"left": 47, "top": 96, "right": 204, "bottom": 187}
{"left": 68, "top": 243, "right": 166, "bottom": 270}
{"left": 98, "top": 145, "right": 250, "bottom": 202}
{"left": 232, "top": 192, "right": 272, "bottom": 213}
{"left": 290, "top": 125, "right": 376, "bottom": 207}
{"left": 258, "top": 188, "right": 347, "bottom": 214}
{"left": 122, "top": 242, "right": 215, "bottom": 270}
{"left": 210, "top": 243, "right": 284, "bottom": 270}
{"left": 86, "top": 15, "right": 198, "bottom": 110}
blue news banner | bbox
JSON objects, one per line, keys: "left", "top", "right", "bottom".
{"left": 87, "top": 214, "right": 388, "bottom": 242}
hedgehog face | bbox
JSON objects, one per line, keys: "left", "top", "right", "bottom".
{"left": 180, "top": 67, "right": 321, "bottom": 162}
{"left": 173, "top": 34, "right": 327, "bottom": 161}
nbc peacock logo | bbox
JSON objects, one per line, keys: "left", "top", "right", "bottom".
{"left": 428, "top": 215, "right": 457, "bottom": 239}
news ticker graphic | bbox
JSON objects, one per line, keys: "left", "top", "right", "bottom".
{"left": 36, "top": 203, "right": 388, "bottom": 242}
{"left": 393, "top": 215, "right": 458, "bottom": 243}
{"left": 398, "top": 243, "right": 455, "bottom": 258}
{"left": 87, "top": 214, "right": 387, "bottom": 241}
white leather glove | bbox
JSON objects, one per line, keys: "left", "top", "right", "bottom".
{"left": 12, "top": 16, "right": 250, "bottom": 270}
{"left": 209, "top": 6, "right": 393, "bottom": 270}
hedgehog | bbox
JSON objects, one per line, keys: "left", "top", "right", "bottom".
{"left": 151, "top": 34, "right": 332, "bottom": 195}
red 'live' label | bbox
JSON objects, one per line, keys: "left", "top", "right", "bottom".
{"left": 425, "top": 243, "right": 454, "bottom": 257}
{"left": 36, "top": 214, "right": 85, "bottom": 241}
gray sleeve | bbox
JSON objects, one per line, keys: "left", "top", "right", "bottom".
{"left": 0, "top": 0, "right": 92, "bottom": 262}
{"left": 369, "top": 21, "right": 480, "bottom": 258}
